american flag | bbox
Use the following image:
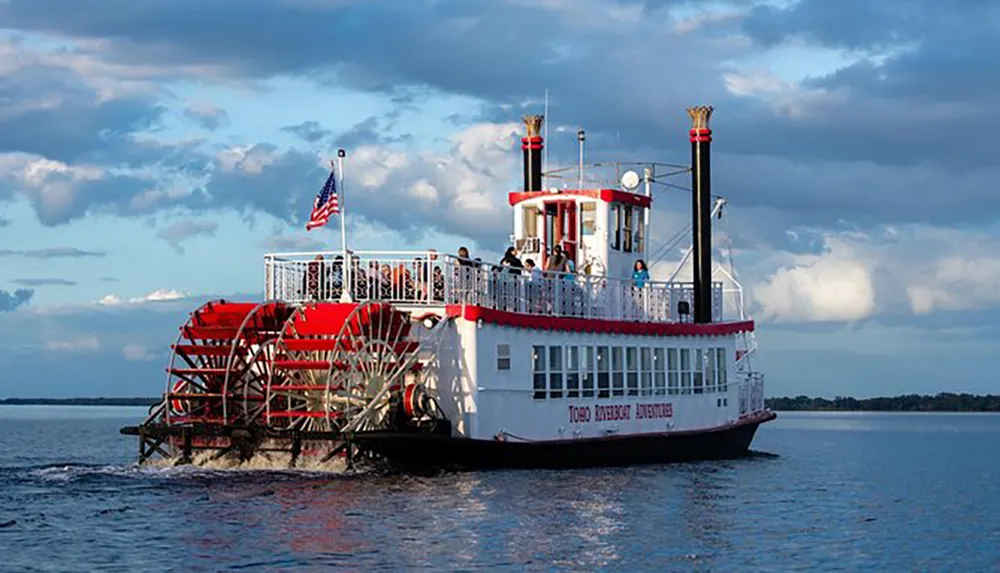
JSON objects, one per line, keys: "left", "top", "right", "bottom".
{"left": 306, "top": 166, "right": 339, "bottom": 231}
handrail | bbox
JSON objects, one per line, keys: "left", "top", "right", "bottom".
{"left": 263, "top": 250, "right": 725, "bottom": 323}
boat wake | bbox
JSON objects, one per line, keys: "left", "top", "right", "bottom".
{"left": 20, "top": 454, "right": 358, "bottom": 485}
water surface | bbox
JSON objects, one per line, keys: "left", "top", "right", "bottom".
{"left": 1, "top": 406, "right": 997, "bottom": 572}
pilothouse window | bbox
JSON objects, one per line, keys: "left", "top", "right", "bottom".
{"left": 623, "top": 207, "right": 633, "bottom": 253}
{"left": 634, "top": 206, "right": 644, "bottom": 253}
{"left": 612, "top": 204, "right": 622, "bottom": 251}
{"left": 581, "top": 202, "right": 597, "bottom": 236}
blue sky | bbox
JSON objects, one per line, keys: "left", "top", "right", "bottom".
{"left": 1, "top": 0, "right": 998, "bottom": 398}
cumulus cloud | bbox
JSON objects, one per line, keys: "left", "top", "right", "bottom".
{"left": 0, "top": 288, "right": 33, "bottom": 311}
{"left": 97, "top": 288, "right": 189, "bottom": 306}
{"left": 749, "top": 224, "right": 1000, "bottom": 322}
{"left": 753, "top": 236, "right": 877, "bottom": 323}
{"left": 0, "top": 0, "right": 996, "bottom": 336}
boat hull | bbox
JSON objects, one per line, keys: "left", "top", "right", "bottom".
{"left": 353, "top": 410, "right": 776, "bottom": 471}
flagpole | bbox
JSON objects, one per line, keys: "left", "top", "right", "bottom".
{"left": 336, "top": 149, "right": 352, "bottom": 302}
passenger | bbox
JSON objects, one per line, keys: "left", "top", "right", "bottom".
{"left": 413, "top": 256, "right": 429, "bottom": 301}
{"left": 350, "top": 258, "right": 369, "bottom": 299}
{"left": 432, "top": 267, "right": 445, "bottom": 301}
{"left": 393, "top": 263, "right": 412, "bottom": 300}
{"left": 563, "top": 254, "right": 576, "bottom": 278}
{"left": 632, "top": 259, "right": 650, "bottom": 288}
{"left": 500, "top": 247, "right": 523, "bottom": 275}
{"left": 524, "top": 258, "right": 541, "bottom": 281}
{"left": 331, "top": 255, "right": 344, "bottom": 298}
{"left": 456, "top": 246, "right": 473, "bottom": 267}
{"left": 378, "top": 263, "right": 393, "bottom": 298}
{"left": 546, "top": 246, "right": 567, "bottom": 276}
{"left": 305, "top": 254, "right": 325, "bottom": 300}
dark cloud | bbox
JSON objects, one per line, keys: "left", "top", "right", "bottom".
{"left": 11, "top": 278, "right": 77, "bottom": 287}
{"left": 262, "top": 233, "right": 327, "bottom": 252}
{"left": 0, "top": 217, "right": 10, "bottom": 227}
{"left": 0, "top": 247, "right": 107, "bottom": 259}
{"left": 0, "top": 288, "right": 33, "bottom": 311}
{"left": 0, "top": 41, "right": 168, "bottom": 164}
{"left": 154, "top": 218, "right": 218, "bottom": 253}
{"left": 183, "top": 103, "right": 229, "bottom": 131}
{"left": 334, "top": 116, "right": 410, "bottom": 148}
{"left": 0, "top": 0, "right": 996, "bottom": 242}
{"left": 281, "top": 121, "right": 331, "bottom": 143}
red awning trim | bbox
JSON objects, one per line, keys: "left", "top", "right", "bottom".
{"left": 444, "top": 305, "right": 754, "bottom": 336}
{"left": 508, "top": 189, "right": 652, "bottom": 209}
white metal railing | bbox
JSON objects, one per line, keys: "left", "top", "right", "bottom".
{"left": 739, "top": 371, "right": 766, "bottom": 416}
{"left": 263, "top": 250, "right": 724, "bottom": 323}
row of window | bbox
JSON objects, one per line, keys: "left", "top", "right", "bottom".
{"left": 518, "top": 201, "right": 645, "bottom": 254}
{"left": 496, "top": 344, "right": 728, "bottom": 400}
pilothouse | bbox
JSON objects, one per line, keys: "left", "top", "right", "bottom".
{"left": 121, "top": 105, "right": 774, "bottom": 471}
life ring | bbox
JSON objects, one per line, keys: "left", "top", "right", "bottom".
{"left": 168, "top": 379, "right": 190, "bottom": 417}
{"left": 402, "top": 383, "right": 429, "bottom": 419}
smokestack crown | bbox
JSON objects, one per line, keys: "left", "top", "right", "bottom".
{"left": 686, "top": 106, "right": 714, "bottom": 142}
{"left": 522, "top": 114, "right": 544, "bottom": 139}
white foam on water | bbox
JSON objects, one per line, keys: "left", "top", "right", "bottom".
{"left": 27, "top": 452, "right": 360, "bottom": 482}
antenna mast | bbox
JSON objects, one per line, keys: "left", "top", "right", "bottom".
{"left": 543, "top": 89, "right": 549, "bottom": 186}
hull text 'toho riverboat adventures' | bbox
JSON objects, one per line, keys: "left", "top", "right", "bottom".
{"left": 121, "top": 105, "right": 775, "bottom": 472}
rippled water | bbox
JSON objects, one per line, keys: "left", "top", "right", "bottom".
{"left": 1, "top": 406, "right": 999, "bottom": 572}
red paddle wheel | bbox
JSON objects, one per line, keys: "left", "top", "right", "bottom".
{"left": 328, "top": 302, "right": 427, "bottom": 433}
{"left": 221, "top": 301, "right": 295, "bottom": 425}
{"left": 266, "top": 301, "right": 426, "bottom": 434}
{"left": 163, "top": 300, "right": 293, "bottom": 427}
{"left": 265, "top": 303, "right": 355, "bottom": 433}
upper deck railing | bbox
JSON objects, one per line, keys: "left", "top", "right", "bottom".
{"left": 264, "top": 251, "right": 724, "bottom": 323}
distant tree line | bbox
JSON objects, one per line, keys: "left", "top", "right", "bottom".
{"left": 766, "top": 393, "right": 1000, "bottom": 412}
{"left": 0, "top": 397, "right": 159, "bottom": 406}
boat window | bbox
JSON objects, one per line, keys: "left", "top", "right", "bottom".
{"left": 626, "top": 347, "right": 639, "bottom": 397}
{"left": 497, "top": 343, "right": 511, "bottom": 371}
{"left": 566, "top": 346, "right": 580, "bottom": 399}
{"left": 548, "top": 346, "right": 563, "bottom": 399}
{"left": 680, "top": 348, "right": 692, "bottom": 395}
{"left": 581, "top": 202, "right": 597, "bottom": 236}
{"left": 611, "top": 347, "right": 624, "bottom": 397}
{"left": 667, "top": 348, "right": 679, "bottom": 395}
{"left": 523, "top": 206, "right": 539, "bottom": 238}
{"left": 596, "top": 346, "right": 609, "bottom": 398}
{"left": 705, "top": 347, "right": 716, "bottom": 393}
{"left": 623, "top": 207, "right": 633, "bottom": 253}
{"left": 716, "top": 348, "right": 728, "bottom": 391}
{"left": 653, "top": 348, "right": 666, "bottom": 396}
{"left": 693, "top": 349, "right": 704, "bottom": 394}
{"left": 634, "top": 206, "right": 644, "bottom": 254}
{"left": 532, "top": 345, "right": 546, "bottom": 400}
{"left": 582, "top": 346, "right": 595, "bottom": 398}
{"left": 640, "top": 347, "right": 652, "bottom": 397}
{"left": 611, "top": 204, "right": 622, "bottom": 251}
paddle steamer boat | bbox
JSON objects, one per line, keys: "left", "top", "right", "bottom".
{"left": 122, "top": 105, "right": 773, "bottom": 471}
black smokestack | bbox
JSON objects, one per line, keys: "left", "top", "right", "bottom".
{"left": 522, "top": 114, "right": 544, "bottom": 192}
{"left": 688, "top": 105, "right": 714, "bottom": 324}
